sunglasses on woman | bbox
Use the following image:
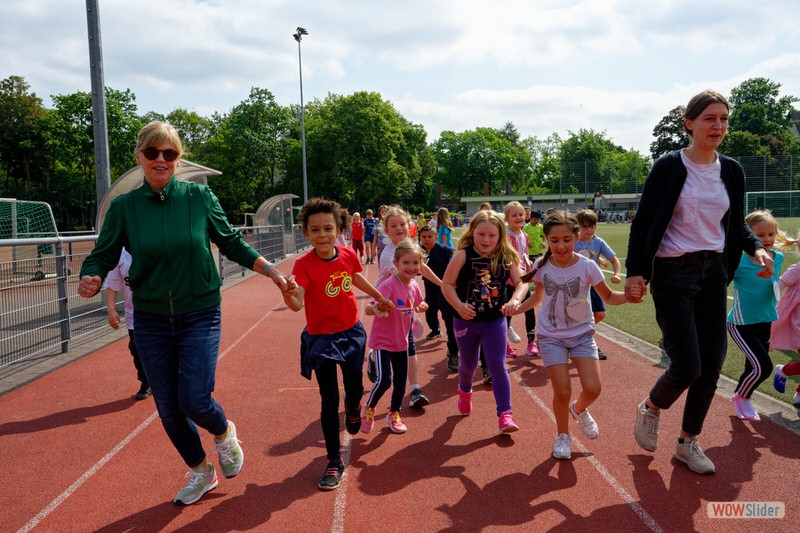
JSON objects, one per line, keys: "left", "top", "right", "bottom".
{"left": 141, "top": 147, "right": 180, "bottom": 162}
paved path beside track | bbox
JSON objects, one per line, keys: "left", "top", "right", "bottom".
{"left": 2, "top": 254, "right": 799, "bottom": 532}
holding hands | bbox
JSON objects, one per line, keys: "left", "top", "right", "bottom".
{"left": 753, "top": 248, "right": 774, "bottom": 279}
{"left": 624, "top": 276, "right": 646, "bottom": 303}
{"left": 502, "top": 297, "right": 520, "bottom": 317}
{"left": 265, "top": 264, "right": 298, "bottom": 295}
{"left": 78, "top": 275, "right": 101, "bottom": 298}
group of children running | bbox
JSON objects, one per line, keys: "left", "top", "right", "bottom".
{"left": 283, "top": 197, "right": 800, "bottom": 491}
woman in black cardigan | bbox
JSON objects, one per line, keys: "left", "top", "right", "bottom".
{"left": 625, "top": 90, "right": 773, "bottom": 475}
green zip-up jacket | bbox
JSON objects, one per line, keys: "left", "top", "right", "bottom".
{"left": 80, "top": 177, "right": 260, "bottom": 316}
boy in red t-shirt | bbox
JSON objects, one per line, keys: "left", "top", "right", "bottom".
{"left": 283, "top": 198, "right": 393, "bottom": 491}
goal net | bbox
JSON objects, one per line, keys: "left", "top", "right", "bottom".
{"left": 0, "top": 199, "right": 59, "bottom": 280}
{"left": 745, "top": 190, "right": 800, "bottom": 218}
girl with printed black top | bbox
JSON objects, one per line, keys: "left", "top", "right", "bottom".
{"left": 441, "top": 210, "right": 528, "bottom": 434}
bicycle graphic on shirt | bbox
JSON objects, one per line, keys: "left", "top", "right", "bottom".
{"left": 325, "top": 271, "right": 352, "bottom": 297}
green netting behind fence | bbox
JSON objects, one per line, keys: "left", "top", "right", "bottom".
{"left": 0, "top": 199, "right": 58, "bottom": 240}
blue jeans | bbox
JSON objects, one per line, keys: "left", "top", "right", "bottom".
{"left": 133, "top": 305, "right": 228, "bottom": 468}
{"left": 649, "top": 252, "right": 728, "bottom": 436}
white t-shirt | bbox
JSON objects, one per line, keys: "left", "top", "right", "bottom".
{"left": 103, "top": 248, "right": 133, "bottom": 330}
{"left": 657, "top": 150, "right": 729, "bottom": 257}
{"left": 532, "top": 255, "right": 604, "bottom": 339}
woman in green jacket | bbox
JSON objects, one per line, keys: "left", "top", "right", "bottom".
{"left": 79, "top": 121, "right": 292, "bottom": 505}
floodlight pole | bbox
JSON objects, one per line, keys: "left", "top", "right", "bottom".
{"left": 85, "top": 0, "right": 111, "bottom": 215}
{"left": 293, "top": 27, "right": 309, "bottom": 203}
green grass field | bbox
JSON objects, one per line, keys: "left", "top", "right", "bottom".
{"left": 453, "top": 218, "right": 800, "bottom": 403}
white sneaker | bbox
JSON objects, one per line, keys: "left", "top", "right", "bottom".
{"left": 553, "top": 433, "right": 571, "bottom": 460}
{"left": 569, "top": 401, "right": 599, "bottom": 439}
{"left": 674, "top": 437, "right": 715, "bottom": 474}
{"left": 508, "top": 327, "right": 521, "bottom": 344}
{"left": 634, "top": 399, "right": 660, "bottom": 451}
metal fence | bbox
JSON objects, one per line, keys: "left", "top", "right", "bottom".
{"left": 0, "top": 225, "right": 307, "bottom": 368}
{"left": 559, "top": 154, "right": 799, "bottom": 194}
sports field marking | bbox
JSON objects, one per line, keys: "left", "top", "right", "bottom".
{"left": 512, "top": 371, "right": 665, "bottom": 533}
{"left": 17, "top": 305, "right": 280, "bottom": 533}
{"left": 330, "top": 433, "right": 353, "bottom": 533}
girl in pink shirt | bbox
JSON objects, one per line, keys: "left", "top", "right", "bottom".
{"left": 361, "top": 240, "right": 428, "bottom": 434}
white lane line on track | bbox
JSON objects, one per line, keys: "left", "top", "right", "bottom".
{"left": 18, "top": 307, "right": 277, "bottom": 533}
{"left": 512, "top": 372, "right": 665, "bottom": 533}
{"left": 330, "top": 434, "right": 352, "bottom": 533}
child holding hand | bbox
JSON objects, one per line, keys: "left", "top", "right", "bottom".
{"left": 772, "top": 237, "right": 800, "bottom": 404}
{"left": 361, "top": 240, "right": 428, "bottom": 435}
{"left": 516, "top": 211, "right": 635, "bottom": 459}
{"left": 726, "top": 211, "right": 785, "bottom": 420}
{"left": 283, "top": 198, "right": 394, "bottom": 491}
{"left": 367, "top": 205, "right": 442, "bottom": 409}
{"left": 504, "top": 201, "right": 538, "bottom": 356}
{"left": 441, "top": 209, "right": 529, "bottom": 434}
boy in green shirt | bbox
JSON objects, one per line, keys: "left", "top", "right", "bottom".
{"left": 522, "top": 210, "right": 544, "bottom": 261}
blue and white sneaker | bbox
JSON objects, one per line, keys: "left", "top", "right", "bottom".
{"left": 774, "top": 365, "right": 787, "bottom": 393}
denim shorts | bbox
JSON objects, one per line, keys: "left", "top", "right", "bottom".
{"left": 537, "top": 330, "right": 598, "bottom": 367}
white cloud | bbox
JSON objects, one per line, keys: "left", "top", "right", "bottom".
{"left": 2, "top": 0, "right": 799, "bottom": 157}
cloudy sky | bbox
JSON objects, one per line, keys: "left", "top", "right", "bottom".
{"left": 2, "top": 0, "right": 799, "bottom": 157}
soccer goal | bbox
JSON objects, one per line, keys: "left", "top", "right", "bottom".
{"left": 0, "top": 198, "right": 59, "bottom": 280}
{"left": 745, "top": 190, "right": 800, "bottom": 218}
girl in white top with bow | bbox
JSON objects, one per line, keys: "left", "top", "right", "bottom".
{"left": 515, "top": 211, "right": 635, "bottom": 461}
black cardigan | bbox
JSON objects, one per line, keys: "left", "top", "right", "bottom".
{"left": 625, "top": 150, "right": 763, "bottom": 284}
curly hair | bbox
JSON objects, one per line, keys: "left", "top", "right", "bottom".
{"left": 296, "top": 197, "right": 345, "bottom": 232}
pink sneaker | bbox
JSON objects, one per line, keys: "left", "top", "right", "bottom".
{"left": 360, "top": 406, "right": 375, "bottom": 433}
{"left": 731, "top": 393, "right": 760, "bottom": 421}
{"left": 526, "top": 340, "right": 539, "bottom": 356}
{"left": 498, "top": 411, "right": 519, "bottom": 434}
{"left": 458, "top": 389, "right": 472, "bottom": 415}
{"left": 386, "top": 411, "right": 407, "bottom": 433}
{"left": 505, "top": 344, "right": 517, "bottom": 358}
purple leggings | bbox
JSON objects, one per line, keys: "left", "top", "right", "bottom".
{"left": 453, "top": 316, "right": 512, "bottom": 416}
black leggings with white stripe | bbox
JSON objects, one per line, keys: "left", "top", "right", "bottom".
{"left": 727, "top": 322, "right": 773, "bottom": 399}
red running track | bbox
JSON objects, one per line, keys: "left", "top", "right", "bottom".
{"left": 2, "top": 255, "right": 799, "bottom": 532}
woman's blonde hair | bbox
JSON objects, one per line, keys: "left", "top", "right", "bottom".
{"left": 135, "top": 121, "right": 183, "bottom": 157}
{"left": 458, "top": 210, "right": 519, "bottom": 274}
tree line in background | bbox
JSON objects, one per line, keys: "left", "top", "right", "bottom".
{"left": 1, "top": 75, "right": 797, "bottom": 231}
